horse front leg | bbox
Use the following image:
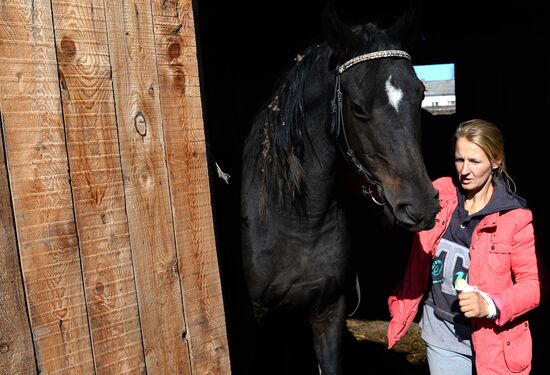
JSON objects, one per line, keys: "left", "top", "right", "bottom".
{"left": 310, "top": 294, "right": 346, "bottom": 375}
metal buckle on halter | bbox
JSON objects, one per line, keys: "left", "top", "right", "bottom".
{"left": 361, "top": 185, "right": 384, "bottom": 206}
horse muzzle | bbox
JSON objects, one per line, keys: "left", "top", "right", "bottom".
{"left": 390, "top": 190, "right": 439, "bottom": 232}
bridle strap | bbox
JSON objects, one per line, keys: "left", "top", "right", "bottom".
{"left": 331, "top": 49, "right": 412, "bottom": 206}
{"left": 337, "top": 49, "right": 411, "bottom": 74}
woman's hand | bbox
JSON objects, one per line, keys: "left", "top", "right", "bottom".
{"left": 458, "top": 291, "right": 489, "bottom": 318}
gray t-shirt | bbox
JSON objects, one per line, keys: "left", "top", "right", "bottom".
{"left": 420, "top": 239, "right": 472, "bottom": 354}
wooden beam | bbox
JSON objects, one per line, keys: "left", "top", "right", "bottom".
{"left": 102, "top": 0, "right": 192, "bottom": 373}
{"left": 151, "top": 0, "right": 231, "bottom": 373}
{"left": 0, "top": 112, "right": 37, "bottom": 375}
{"left": 0, "top": 1, "right": 94, "bottom": 373}
{"left": 50, "top": 0, "right": 147, "bottom": 373}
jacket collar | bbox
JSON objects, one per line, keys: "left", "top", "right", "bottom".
{"left": 456, "top": 178, "right": 526, "bottom": 219}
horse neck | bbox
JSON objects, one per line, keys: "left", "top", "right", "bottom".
{"left": 299, "top": 57, "right": 340, "bottom": 207}
{"left": 243, "top": 46, "right": 339, "bottom": 218}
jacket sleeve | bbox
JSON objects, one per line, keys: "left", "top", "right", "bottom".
{"left": 387, "top": 233, "right": 432, "bottom": 348}
{"left": 492, "top": 209, "right": 541, "bottom": 326}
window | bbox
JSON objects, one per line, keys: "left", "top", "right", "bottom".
{"left": 414, "top": 63, "right": 456, "bottom": 115}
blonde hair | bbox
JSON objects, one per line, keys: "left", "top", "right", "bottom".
{"left": 453, "top": 119, "right": 516, "bottom": 193}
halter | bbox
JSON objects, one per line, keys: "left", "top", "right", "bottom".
{"left": 331, "top": 49, "right": 412, "bottom": 206}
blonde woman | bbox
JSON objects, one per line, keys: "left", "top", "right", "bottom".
{"left": 388, "top": 119, "right": 540, "bottom": 374}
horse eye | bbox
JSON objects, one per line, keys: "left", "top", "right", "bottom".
{"left": 350, "top": 102, "right": 369, "bottom": 120}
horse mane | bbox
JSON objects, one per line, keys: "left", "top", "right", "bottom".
{"left": 243, "top": 44, "right": 325, "bottom": 218}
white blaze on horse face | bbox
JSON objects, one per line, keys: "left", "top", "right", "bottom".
{"left": 385, "top": 75, "right": 403, "bottom": 112}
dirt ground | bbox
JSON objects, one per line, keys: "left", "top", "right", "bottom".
{"left": 242, "top": 316, "right": 429, "bottom": 375}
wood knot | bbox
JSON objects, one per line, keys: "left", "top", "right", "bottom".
{"left": 139, "top": 169, "right": 151, "bottom": 186}
{"left": 95, "top": 281, "right": 105, "bottom": 294}
{"left": 0, "top": 342, "right": 9, "bottom": 353}
{"left": 173, "top": 69, "right": 186, "bottom": 89}
{"left": 55, "top": 307, "right": 68, "bottom": 319}
{"left": 172, "top": 24, "right": 182, "bottom": 35}
{"left": 168, "top": 42, "right": 181, "bottom": 59}
{"left": 60, "top": 37, "right": 76, "bottom": 59}
{"left": 134, "top": 112, "right": 147, "bottom": 136}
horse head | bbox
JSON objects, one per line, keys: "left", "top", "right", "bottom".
{"left": 323, "top": 4, "right": 439, "bottom": 231}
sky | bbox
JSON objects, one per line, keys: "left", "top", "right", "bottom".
{"left": 413, "top": 63, "right": 455, "bottom": 81}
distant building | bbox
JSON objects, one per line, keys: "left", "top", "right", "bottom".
{"left": 421, "top": 79, "right": 456, "bottom": 115}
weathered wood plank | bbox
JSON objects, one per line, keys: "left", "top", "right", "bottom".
{"left": 0, "top": 116, "right": 37, "bottom": 375}
{"left": 0, "top": 1, "right": 94, "bottom": 373}
{"left": 50, "top": 0, "right": 146, "bottom": 373}
{"left": 151, "top": 1, "right": 231, "bottom": 374}
{"left": 102, "top": 0, "right": 191, "bottom": 373}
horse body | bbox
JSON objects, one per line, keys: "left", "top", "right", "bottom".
{"left": 241, "top": 6, "right": 439, "bottom": 374}
{"left": 242, "top": 44, "right": 345, "bottom": 309}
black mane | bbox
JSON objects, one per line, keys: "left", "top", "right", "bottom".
{"left": 243, "top": 44, "right": 325, "bottom": 217}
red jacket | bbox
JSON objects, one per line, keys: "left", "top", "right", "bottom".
{"left": 388, "top": 177, "right": 540, "bottom": 374}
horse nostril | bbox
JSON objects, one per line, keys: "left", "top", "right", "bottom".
{"left": 394, "top": 202, "right": 417, "bottom": 225}
{"left": 394, "top": 197, "right": 438, "bottom": 230}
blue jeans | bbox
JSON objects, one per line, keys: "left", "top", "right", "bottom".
{"left": 426, "top": 342, "right": 475, "bottom": 375}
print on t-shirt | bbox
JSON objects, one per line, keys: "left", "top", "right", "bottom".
{"left": 430, "top": 238, "right": 470, "bottom": 322}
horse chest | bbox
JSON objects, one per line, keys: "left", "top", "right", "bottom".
{"left": 246, "top": 210, "right": 350, "bottom": 301}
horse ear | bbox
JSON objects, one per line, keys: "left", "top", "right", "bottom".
{"left": 322, "top": 2, "right": 362, "bottom": 58}
{"left": 387, "top": 1, "right": 423, "bottom": 47}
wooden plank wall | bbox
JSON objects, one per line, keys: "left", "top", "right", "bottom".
{"left": 0, "top": 1, "right": 231, "bottom": 374}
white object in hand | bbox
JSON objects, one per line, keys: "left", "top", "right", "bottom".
{"left": 454, "top": 278, "right": 498, "bottom": 319}
{"left": 454, "top": 278, "right": 477, "bottom": 293}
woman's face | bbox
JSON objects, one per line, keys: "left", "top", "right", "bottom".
{"left": 454, "top": 137, "right": 497, "bottom": 195}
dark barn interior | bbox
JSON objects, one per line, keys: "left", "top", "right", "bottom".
{"left": 193, "top": 1, "right": 550, "bottom": 374}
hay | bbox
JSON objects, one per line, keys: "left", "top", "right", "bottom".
{"left": 346, "top": 319, "right": 427, "bottom": 365}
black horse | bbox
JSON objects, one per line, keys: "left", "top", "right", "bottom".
{"left": 240, "top": 5, "right": 439, "bottom": 374}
